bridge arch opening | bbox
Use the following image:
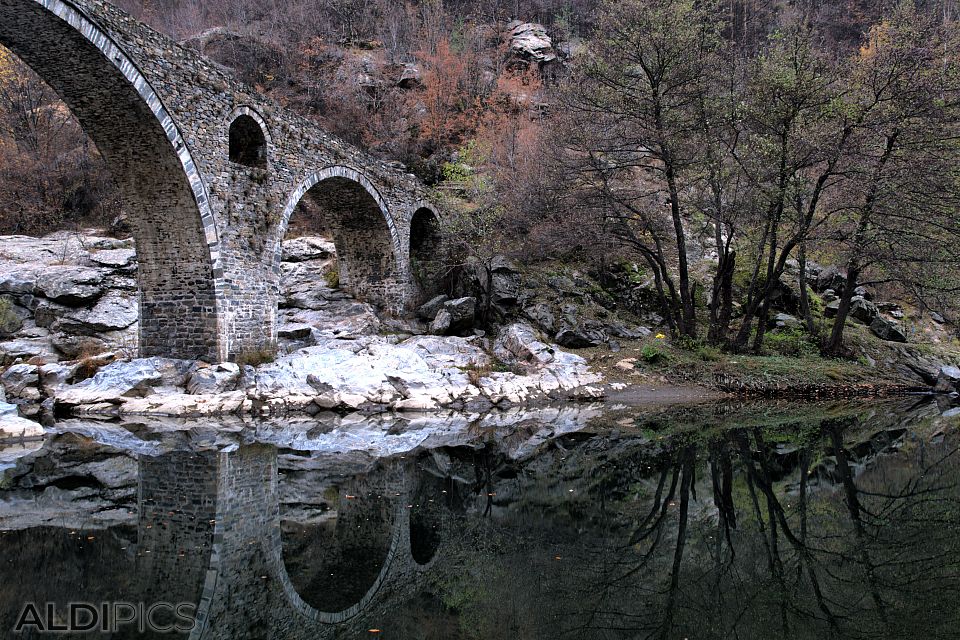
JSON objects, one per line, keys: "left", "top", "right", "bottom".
{"left": 0, "top": 0, "right": 223, "bottom": 360}
{"left": 274, "top": 167, "right": 402, "bottom": 343}
{"left": 410, "top": 206, "right": 442, "bottom": 302}
{"left": 228, "top": 114, "right": 267, "bottom": 168}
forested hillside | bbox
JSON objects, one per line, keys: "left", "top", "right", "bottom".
{"left": 1, "top": 0, "right": 959, "bottom": 359}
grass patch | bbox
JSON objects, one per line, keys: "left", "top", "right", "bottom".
{"left": 235, "top": 347, "right": 277, "bottom": 367}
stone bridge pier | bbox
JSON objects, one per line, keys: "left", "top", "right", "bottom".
{"left": 0, "top": 0, "right": 441, "bottom": 362}
{"left": 135, "top": 445, "right": 446, "bottom": 639}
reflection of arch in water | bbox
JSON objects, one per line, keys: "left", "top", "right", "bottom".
{"left": 136, "top": 446, "right": 447, "bottom": 638}
{"left": 409, "top": 471, "right": 447, "bottom": 566}
{"left": 274, "top": 461, "right": 443, "bottom": 625}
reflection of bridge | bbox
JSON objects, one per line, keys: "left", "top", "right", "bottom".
{"left": 137, "top": 446, "right": 444, "bottom": 639}
{"left": 0, "top": 0, "right": 439, "bottom": 362}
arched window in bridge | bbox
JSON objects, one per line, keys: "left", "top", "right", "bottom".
{"left": 228, "top": 114, "right": 267, "bottom": 167}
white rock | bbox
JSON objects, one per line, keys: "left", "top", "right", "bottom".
{"left": 55, "top": 357, "right": 194, "bottom": 406}
{"left": 186, "top": 362, "right": 241, "bottom": 395}
{"left": 0, "top": 414, "right": 43, "bottom": 440}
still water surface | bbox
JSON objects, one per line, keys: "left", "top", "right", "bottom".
{"left": 1, "top": 398, "right": 958, "bottom": 639}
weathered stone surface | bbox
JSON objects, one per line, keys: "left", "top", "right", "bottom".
{"left": 417, "top": 295, "right": 449, "bottom": 321}
{"left": 494, "top": 323, "right": 554, "bottom": 368}
{"left": 934, "top": 365, "right": 960, "bottom": 394}
{"left": 1, "top": 364, "right": 39, "bottom": 400}
{"left": 772, "top": 313, "right": 801, "bottom": 330}
{"left": 523, "top": 303, "right": 557, "bottom": 334}
{"left": 56, "top": 290, "right": 138, "bottom": 335}
{"left": 277, "top": 323, "right": 313, "bottom": 340}
{"left": 186, "top": 362, "right": 241, "bottom": 395}
{"left": 555, "top": 326, "right": 604, "bottom": 349}
{"left": 89, "top": 248, "right": 136, "bottom": 270}
{"left": 0, "top": 414, "right": 43, "bottom": 441}
{"left": 443, "top": 297, "right": 476, "bottom": 335}
{"left": 0, "top": 338, "right": 56, "bottom": 364}
{"left": 0, "top": 299, "right": 23, "bottom": 336}
{"left": 507, "top": 22, "right": 557, "bottom": 64}
{"left": 850, "top": 297, "right": 879, "bottom": 323}
{"left": 38, "top": 363, "right": 75, "bottom": 397}
{"left": 56, "top": 357, "right": 194, "bottom": 406}
{"left": 870, "top": 316, "right": 907, "bottom": 343}
{"left": 35, "top": 266, "right": 106, "bottom": 305}
{"left": 282, "top": 237, "right": 336, "bottom": 263}
{"left": 430, "top": 309, "right": 452, "bottom": 335}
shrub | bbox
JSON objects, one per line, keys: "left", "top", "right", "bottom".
{"left": 763, "top": 329, "right": 819, "bottom": 358}
{"left": 235, "top": 348, "right": 277, "bottom": 368}
{"left": 640, "top": 343, "right": 667, "bottom": 364}
{"left": 696, "top": 345, "right": 723, "bottom": 361}
{"left": 324, "top": 267, "right": 340, "bottom": 289}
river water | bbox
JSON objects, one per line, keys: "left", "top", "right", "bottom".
{"left": 1, "top": 397, "right": 958, "bottom": 639}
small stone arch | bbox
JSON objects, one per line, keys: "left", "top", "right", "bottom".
{"left": 0, "top": 0, "right": 225, "bottom": 361}
{"left": 409, "top": 204, "right": 443, "bottom": 302}
{"left": 226, "top": 106, "right": 270, "bottom": 168}
{"left": 275, "top": 166, "right": 403, "bottom": 321}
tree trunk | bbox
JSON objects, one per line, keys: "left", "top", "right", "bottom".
{"left": 825, "top": 266, "right": 859, "bottom": 355}
{"left": 797, "top": 242, "right": 818, "bottom": 337}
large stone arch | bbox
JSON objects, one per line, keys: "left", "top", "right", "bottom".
{"left": 274, "top": 166, "right": 404, "bottom": 320}
{"left": 0, "top": 0, "right": 225, "bottom": 361}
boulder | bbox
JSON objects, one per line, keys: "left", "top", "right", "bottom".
{"left": 55, "top": 357, "right": 194, "bottom": 406}
{"left": 934, "top": 365, "right": 960, "bottom": 394}
{"left": 430, "top": 309, "right": 452, "bottom": 335}
{"left": 850, "top": 297, "right": 878, "bottom": 323}
{"left": 35, "top": 266, "right": 106, "bottom": 305}
{"left": 186, "top": 363, "right": 242, "bottom": 395}
{"left": 555, "top": 325, "right": 603, "bottom": 349}
{"left": 417, "top": 295, "right": 449, "bottom": 321}
{"left": 89, "top": 248, "right": 136, "bottom": 270}
{"left": 931, "top": 312, "right": 946, "bottom": 325}
{"left": 870, "top": 316, "right": 907, "bottom": 343}
{"left": 442, "top": 297, "right": 476, "bottom": 335}
{"left": 282, "top": 237, "right": 336, "bottom": 263}
{"left": 494, "top": 323, "right": 555, "bottom": 368}
{"left": 605, "top": 323, "right": 651, "bottom": 339}
{"left": 1, "top": 364, "right": 39, "bottom": 401}
{"left": 523, "top": 303, "right": 557, "bottom": 334}
{"left": 397, "top": 63, "right": 422, "bottom": 88}
{"left": 398, "top": 335, "right": 491, "bottom": 369}
{"left": 277, "top": 323, "right": 313, "bottom": 340}
{"left": 813, "top": 266, "right": 848, "bottom": 294}
{"left": 39, "top": 363, "right": 76, "bottom": 397}
{"left": 772, "top": 313, "right": 801, "bottom": 330}
{"left": 56, "top": 290, "right": 138, "bottom": 335}
{"left": 0, "top": 401, "right": 17, "bottom": 416}
{"left": 476, "top": 257, "right": 522, "bottom": 311}
{"left": 0, "top": 297, "right": 23, "bottom": 336}
{"left": 0, "top": 414, "right": 43, "bottom": 441}
{"left": 50, "top": 334, "right": 109, "bottom": 360}
{"left": 507, "top": 22, "right": 557, "bottom": 64}
{"left": 0, "top": 337, "right": 57, "bottom": 364}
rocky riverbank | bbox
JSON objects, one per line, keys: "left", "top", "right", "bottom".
{"left": 0, "top": 232, "right": 606, "bottom": 434}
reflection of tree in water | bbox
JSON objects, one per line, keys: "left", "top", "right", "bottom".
{"left": 564, "top": 415, "right": 960, "bottom": 640}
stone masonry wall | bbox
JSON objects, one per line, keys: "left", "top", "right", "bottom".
{"left": 1, "top": 0, "right": 439, "bottom": 361}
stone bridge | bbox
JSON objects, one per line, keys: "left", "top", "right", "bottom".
{"left": 0, "top": 0, "right": 441, "bottom": 362}
{"left": 137, "top": 446, "right": 449, "bottom": 639}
